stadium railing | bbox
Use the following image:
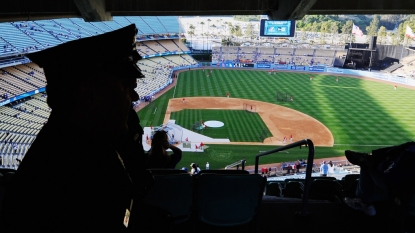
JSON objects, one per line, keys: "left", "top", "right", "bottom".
{"left": 254, "top": 138, "right": 315, "bottom": 217}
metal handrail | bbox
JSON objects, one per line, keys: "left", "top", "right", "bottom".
{"left": 254, "top": 139, "right": 315, "bottom": 217}
{"left": 225, "top": 159, "right": 246, "bottom": 170}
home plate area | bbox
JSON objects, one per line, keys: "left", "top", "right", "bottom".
{"left": 142, "top": 120, "right": 229, "bottom": 152}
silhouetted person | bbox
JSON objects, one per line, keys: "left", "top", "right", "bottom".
{"left": 344, "top": 142, "right": 415, "bottom": 217}
{"left": 146, "top": 130, "right": 182, "bottom": 169}
{"left": 0, "top": 24, "right": 145, "bottom": 232}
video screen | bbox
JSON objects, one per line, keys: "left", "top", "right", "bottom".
{"left": 260, "top": 20, "right": 296, "bottom": 37}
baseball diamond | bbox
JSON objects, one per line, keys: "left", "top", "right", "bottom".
{"left": 137, "top": 68, "right": 415, "bottom": 169}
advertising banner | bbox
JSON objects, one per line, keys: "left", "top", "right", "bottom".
{"left": 0, "top": 87, "right": 46, "bottom": 107}
{"left": 309, "top": 66, "right": 325, "bottom": 72}
{"left": 273, "top": 64, "right": 288, "bottom": 70}
{"left": 326, "top": 68, "right": 344, "bottom": 74}
{"left": 291, "top": 66, "right": 306, "bottom": 70}
{"left": 257, "top": 64, "right": 271, "bottom": 68}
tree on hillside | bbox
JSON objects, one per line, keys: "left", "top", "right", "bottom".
{"left": 210, "top": 24, "right": 217, "bottom": 34}
{"left": 380, "top": 15, "right": 406, "bottom": 30}
{"left": 330, "top": 21, "right": 339, "bottom": 44}
{"left": 226, "top": 22, "right": 232, "bottom": 35}
{"left": 207, "top": 19, "right": 211, "bottom": 34}
{"left": 341, "top": 20, "right": 353, "bottom": 44}
{"left": 221, "top": 21, "right": 229, "bottom": 35}
{"left": 319, "top": 21, "right": 330, "bottom": 44}
{"left": 366, "top": 15, "right": 380, "bottom": 42}
{"left": 188, "top": 24, "right": 195, "bottom": 47}
{"left": 311, "top": 21, "right": 319, "bottom": 39}
{"left": 378, "top": 26, "right": 387, "bottom": 44}
{"left": 199, "top": 21, "right": 205, "bottom": 35}
{"left": 234, "top": 25, "right": 243, "bottom": 37}
{"left": 391, "top": 23, "right": 403, "bottom": 45}
{"left": 300, "top": 30, "right": 308, "bottom": 41}
{"left": 341, "top": 20, "right": 353, "bottom": 34}
{"left": 245, "top": 23, "right": 254, "bottom": 39}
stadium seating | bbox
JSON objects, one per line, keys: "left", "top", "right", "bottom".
{"left": 127, "top": 16, "right": 156, "bottom": 35}
{"left": 0, "top": 93, "right": 50, "bottom": 167}
{"left": 33, "top": 19, "right": 79, "bottom": 44}
{"left": 0, "top": 23, "right": 41, "bottom": 54}
{"left": 142, "top": 173, "right": 193, "bottom": 225}
{"left": 295, "top": 48, "right": 315, "bottom": 56}
{"left": 194, "top": 174, "right": 266, "bottom": 230}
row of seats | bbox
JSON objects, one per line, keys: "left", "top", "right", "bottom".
{"left": 265, "top": 175, "right": 360, "bottom": 202}
{"left": 1, "top": 16, "right": 182, "bottom": 55}
{"left": 0, "top": 63, "right": 47, "bottom": 99}
{"left": 139, "top": 169, "right": 266, "bottom": 231}
{"left": 135, "top": 54, "right": 197, "bottom": 97}
{"left": 0, "top": 51, "right": 194, "bottom": 102}
{"left": 0, "top": 93, "right": 50, "bottom": 166}
{"left": 212, "top": 46, "right": 345, "bottom": 65}
{"left": 0, "top": 169, "right": 265, "bottom": 231}
{"left": 136, "top": 39, "right": 189, "bottom": 57}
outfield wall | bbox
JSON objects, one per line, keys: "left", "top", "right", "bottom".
{"left": 326, "top": 67, "right": 412, "bottom": 86}
{"left": 209, "top": 62, "right": 415, "bottom": 87}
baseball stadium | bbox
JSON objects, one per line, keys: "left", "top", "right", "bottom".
{"left": 1, "top": 1, "right": 415, "bottom": 232}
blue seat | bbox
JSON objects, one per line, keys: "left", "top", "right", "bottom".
{"left": 142, "top": 173, "right": 193, "bottom": 225}
{"left": 195, "top": 174, "right": 266, "bottom": 229}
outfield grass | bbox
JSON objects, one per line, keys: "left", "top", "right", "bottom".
{"left": 170, "top": 109, "right": 272, "bottom": 142}
{"left": 138, "top": 69, "right": 415, "bottom": 169}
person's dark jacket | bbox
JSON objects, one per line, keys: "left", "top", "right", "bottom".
{"left": 0, "top": 113, "right": 133, "bottom": 232}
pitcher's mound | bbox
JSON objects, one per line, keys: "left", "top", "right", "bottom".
{"left": 204, "top": 120, "right": 224, "bottom": 128}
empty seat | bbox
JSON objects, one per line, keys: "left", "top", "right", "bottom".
{"left": 308, "top": 179, "right": 343, "bottom": 202}
{"left": 265, "top": 182, "right": 283, "bottom": 197}
{"left": 283, "top": 181, "right": 303, "bottom": 198}
{"left": 195, "top": 174, "right": 266, "bottom": 229}
{"left": 142, "top": 173, "right": 193, "bottom": 225}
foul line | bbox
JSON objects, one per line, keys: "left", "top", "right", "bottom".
{"left": 153, "top": 107, "right": 157, "bottom": 114}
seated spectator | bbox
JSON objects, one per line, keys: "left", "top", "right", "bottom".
{"left": 146, "top": 130, "right": 182, "bottom": 169}
{"left": 344, "top": 142, "right": 415, "bottom": 216}
{"left": 295, "top": 160, "right": 301, "bottom": 173}
{"left": 190, "top": 163, "right": 200, "bottom": 175}
{"left": 320, "top": 161, "right": 328, "bottom": 176}
{"left": 328, "top": 160, "right": 335, "bottom": 176}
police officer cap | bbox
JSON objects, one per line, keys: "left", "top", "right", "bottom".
{"left": 27, "top": 24, "right": 144, "bottom": 79}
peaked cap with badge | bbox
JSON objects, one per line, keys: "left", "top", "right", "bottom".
{"left": 27, "top": 24, "right": 144, "bottom": 81}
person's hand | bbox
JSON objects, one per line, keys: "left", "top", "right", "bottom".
{"left": 163, "top": 141, "right": 170, "bottom": 149}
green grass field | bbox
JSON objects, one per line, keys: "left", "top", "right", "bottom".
{"left": 170, "top": 109, "right": 272, "bottom": 142}
{"left": 138, "top": 69, "right": 415, "bottom": 169}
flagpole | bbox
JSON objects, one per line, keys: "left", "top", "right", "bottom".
{"left": 400, "top": 36, "right": 406, "bottom": 60}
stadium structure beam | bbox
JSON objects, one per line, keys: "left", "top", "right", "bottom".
{"left": 73, "top": 0, "right": 112, "bottom": 22}
{"left": 289, "top": 0, "right": 318, "bottom": 20}
{"left": 267, "top": 0, "right": 317, "bottom": 20}
{"left": 308, "top": 0, "right": 415, "bottom": 15}
{"left": 0, "top": 0, "right": 80, "bottom": 23}
{"left": 2, "top": 0, "right": 415, "bottom": 23}
{"left": 105, "top": 0, "right": 274, "bottom": 16}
